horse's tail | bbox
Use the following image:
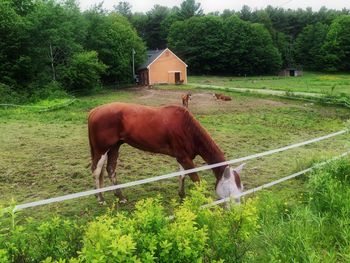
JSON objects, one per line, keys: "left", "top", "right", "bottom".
{"left": 87, "top": 109, "right": 97, "bottom": 171}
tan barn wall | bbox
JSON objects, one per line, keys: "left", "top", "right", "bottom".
{"left": 148, "top": 50, "right": 187, "bottom": 85}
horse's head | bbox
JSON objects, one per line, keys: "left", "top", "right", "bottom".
{"left": 213, "top": 93, "right": 220, "bottom": 99}
{"left": 216, "top": 163, "right": 245, "bottom": 203}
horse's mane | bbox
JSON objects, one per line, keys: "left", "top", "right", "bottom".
{"left": 180, "top": 108, "right": 226, "bottom": 169}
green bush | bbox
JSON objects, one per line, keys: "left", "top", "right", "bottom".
{"left": 1, "top": 216, "right": 83, "bottom": 262}
{"left": 0, "top": 185, "right": 261, "bottom": 263}
{"left": 62, "top": 51, "right": 107, "bottom": 93}
{"left": 0, "top": 83, "right": 24, "bottom": 104}
{"left": 78, "top": 195, "right": 208, "bottom": 263}
{"left": 29, "top": 81, "right": 68, "bottom": 102}
{"left": 2, "top": 159, "right": 350, "bottom": 262}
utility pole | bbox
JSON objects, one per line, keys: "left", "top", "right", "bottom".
{"left": 132, "top": 48, "right": 136, "bottom": 82}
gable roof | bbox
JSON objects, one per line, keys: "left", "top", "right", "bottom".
{"left": 138, "top": 48, "right": 188, "bottom": 70}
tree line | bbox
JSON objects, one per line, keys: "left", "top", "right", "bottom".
{"left": 0, "top": 0, "right": 145, "bottom": 102}
{"left": 1, "top": 0, "right": 349, "bottom": 102}
{"left": 118, "top": 1, "right": 350, "bottom": 74}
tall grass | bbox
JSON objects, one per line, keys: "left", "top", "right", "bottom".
{"left": 250, "top": 158, "right": 350, "bottom": 262}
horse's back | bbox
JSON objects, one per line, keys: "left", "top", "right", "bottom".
{"left": 88, "top": 103, "right": 190, "bottom": 155}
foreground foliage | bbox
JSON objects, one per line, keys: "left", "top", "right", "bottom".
{"left": 0, "top": 183, "right": 260, "bottom": 263}
{"left": 1, "top": 158, "right": 350, "bottom": 262}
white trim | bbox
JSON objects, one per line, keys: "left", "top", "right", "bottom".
{"left": 147, "top": 48, "right": 188, "bottom": 69}
{"left": 148, "top": 68, "right": 151, "bottom": 85}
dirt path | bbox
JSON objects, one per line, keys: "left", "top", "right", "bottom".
{"left": 189, "top": 83, "right": 324, "bottom": 98}
{"left": 133, "top": 87, "right": 294, "bottom": 115}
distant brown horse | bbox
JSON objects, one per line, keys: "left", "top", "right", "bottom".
{"left": 88, "top": 103, "right": 243, "bottom": 204}
{"left": 181, "top": 93, "right": 191, "bottom": 108}
{"left": 213, "top": 93, "right": 232, "bottom": 101}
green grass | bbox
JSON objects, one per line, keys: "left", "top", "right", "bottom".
{"left": 189, "top": 71, "right": 350, "bottom": 96}
{"left": 0, "top": 84, "right": 350, "bottom": 223}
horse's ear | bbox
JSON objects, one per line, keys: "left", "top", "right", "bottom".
{"left": 233, "top": 163, "right": 246, "bottom": 174}
{"left": 223, "top": 166, "right": 231, "bottom": 179}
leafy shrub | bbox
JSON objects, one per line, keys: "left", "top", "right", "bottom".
{"left": 29, "top": 81, "right": 68, "bottom": 102}
{"left": 0, "top": 83, "right": 24, "bottom": 104}
{"left": 0, "top": 184, "right": 262, "bottom": 262}
{"left": 62, "top": 51, "right": 107, "bottom": 93}
{"left": 78, "top": 195, "right": 208, "bottom": 263}
{"left": 1, "top": 216, "right": 83, "bottom": 262}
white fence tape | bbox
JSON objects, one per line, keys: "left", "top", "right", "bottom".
{"left": 13, "top": 129, "right": 348, "bottom": 211}
{"left": 0, "top": 98, "right": 76, "bottom": 111}
{"left": 202, "top": 151, "right": 350, "bottom": 208}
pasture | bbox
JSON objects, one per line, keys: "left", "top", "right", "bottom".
{"left": 0, "top": 84, "right": 350, "bottom": 222}
{"left": 190, "top": 72, "right": 350, "bottom": 96}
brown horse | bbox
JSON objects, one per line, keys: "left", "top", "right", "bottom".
{"left": 88, "top": 102, "right": 243, "bottom": 204}
{"left": 213, "top": 93, "right": 232, "bottom": 101}
{"left": 181, "top": 93, "right": 191, "bottom": 108}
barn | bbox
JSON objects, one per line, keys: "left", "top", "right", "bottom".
{"left": 138, "top": 48, "right": 188, "bottom": 86}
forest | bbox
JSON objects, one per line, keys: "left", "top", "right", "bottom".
{"left": 1, "top": 0, "right": 349, "bottom": 102}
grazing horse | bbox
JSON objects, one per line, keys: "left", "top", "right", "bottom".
{"left": 88, "top": 102, "right": 243, "bottom": 204}
{"left": 213, "top": 93, "right": 232, "bottom": 101}
{"left": 181, "top": 93, "right": 191, "bottom": 108}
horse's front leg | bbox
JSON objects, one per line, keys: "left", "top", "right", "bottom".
{"left": 107, "top": 143, "right": 127, "bottom": 203}
{"left": 177, "top": 158, "right": 199, "bottom": 199}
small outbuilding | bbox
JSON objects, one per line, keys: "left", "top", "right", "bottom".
{"left": 138, "top": 48, "right": 188, "bottom": 86}
{"left": 279, "top": 68, "right": 303, "bottom": 77}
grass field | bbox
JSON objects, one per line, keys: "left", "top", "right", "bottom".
{"left": 1, "top": 80, "right": 350, "bottom": 222}
{"left": 190, "top": 72, "right": 350, "bottom": 96}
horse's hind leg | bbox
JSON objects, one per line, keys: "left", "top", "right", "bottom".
{"left": 107, "top": 142, "right": 127, "bottom": 203}
{"left": 92, "top": 151, "right": 108, "bottom": 204}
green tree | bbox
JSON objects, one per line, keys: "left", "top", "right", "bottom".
{"left": 62, "top": 51, "right": 107, "bottom": 92}
{"left": 0, "top": 0, "right": 26, "bottom": 87}
{"left": 322, "top": 15, "right": 350, "bottom": 71}
{"left": 168, "top": 16, "right": 225, "bottom": 74}
{"left": 26, "top": 0, "right": 87, "bottom": 85}
{"left": 84, "top": 10, "right": 146, "bottom": 83}
{"left": 177, "top": 0, "right": 203, "bottom": 20}
{"left": 169, "top": 15, "right": 281, "bottom": 75}
{"left": 239, "top": 5, "right": 252, "bottom": 21}
{"left": 113, "top": 1, "right": 132, "bottom": 19}
{"left": 223, "top": 16, "right": 282, "bottom": 75}
{"left": 294, "top": 22, "right": 329, "bottom": 70}
{"left": 273, "top": 31, "right": 291, "bottom": 68}
{"left": 144, "top": 5, "right": 170, "bottom": 49}
{"left": 9, "top": 0, "right": 34, "bottom": 16}
{"left": 130, "top": 12, "right": 148, "bottom": 40}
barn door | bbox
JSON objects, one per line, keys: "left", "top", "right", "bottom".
{"left": 175, "top": 72, "right": 180, "bottom": 84}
